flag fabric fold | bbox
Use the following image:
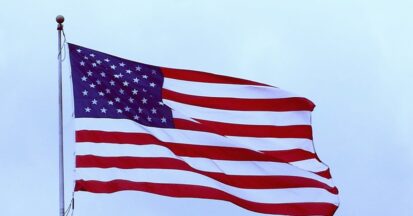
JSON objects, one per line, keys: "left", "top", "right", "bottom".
{"left": 68, "top": 43, "right": 339, "bottom": 215}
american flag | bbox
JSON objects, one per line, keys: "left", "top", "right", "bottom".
{"left": 68, "top": 43, "right": 339, "bottom": 215}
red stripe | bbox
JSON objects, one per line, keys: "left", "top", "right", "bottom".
{"left": 76, "top": 130, "right": 307, "bottom": 163}
{"left": 316, "top": 168, "right": 333, "bottom": 179}
{"left": 161, "top": 67, "right": 269, "bottom": 86}
{"left": 174, "top": 118, "right": 313, "bottom": 139}
{"left": 76, "top": 155, "right": 338, "bottom": 194}
{"left": 75, "top": 180, "right": 338, "bottom": 215}
{"left": 263, "top": 150, "right": 316, "bottom": 162}
{"left": 163, "top": 89, "right": 315, "bottom": 111}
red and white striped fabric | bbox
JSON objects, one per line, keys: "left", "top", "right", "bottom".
{"left": 73, "top": 63, "right": 339, "bottom": 214}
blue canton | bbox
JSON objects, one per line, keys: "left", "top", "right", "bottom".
{"left": 68, "top": 43, "right": 174, "bottom": 128}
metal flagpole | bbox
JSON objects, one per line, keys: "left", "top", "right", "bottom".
{"left": 56, "top": 15, "right": 65, "bottom": 216}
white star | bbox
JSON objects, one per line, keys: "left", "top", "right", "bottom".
{"left": 133, "top": 78, "right": 139, "bottom": 83}
{"left": 118, "top": 73, "right": 124, "bottom": 78}
{"left": 152, "top": 69, "right": 157, "bottom": 74}
{"left": 76, "top": 49, "right": 82, "bottom": 53}
{"left": 82, "top": 90, "right": 88, "bottom": 96}
{"left": 98, "top": 91, "right": 104, "bottom": 96}
{"left": 90, "top": 53, "right": 95, "bottom": 57}
{"left": 96, "top": 60, "right": 102, "bottom": 64}
{"left": 84, "top": 56, "right": 88, "bottom": 60}
{"left": 151, "top": 108, "right": 157, "bottom": 114}
{"left": 108, "top": 101, "right": 114, "bottom": 105}
{"left": 134, "top": 115, "right": 140, "bottom": 120}
{"left": 123, "top": 81, "right": 129, "bottom": 86}
{"left": 161, "top": 117, "right": 166, "bottom": 123}
{"left": 129, "top": 97, "right": 134, "bottom": 103}
{"left": 158, "top": 101, "right": 164, "bottom": 106}
{"left": 119, "top": 62, "right": 126, "bottom": 67}
{"left": 119, "top": 89, "right": 125, "bottom": 94}
{"left": 126, "top": 69, "right": 132, "bottom": 74}
{"left": 80, "top": 61, "right": 85, "bottom": 66}
{"left": 101, "top": 107, "right": 107, "bottom": 113}
{"left": 85, "top": 107, "right": 91, "bottom": 112}
{"left": 105, "top": 89, "right": 111, "bottom": 94}
{"left": 92, "top": 99, "right": 98, "bottom": 105}
{"left": 89, "top": 83, "right": 96, "bottom": 88}
{"left": 110, "top": 80, "right": 115, "bottom": 86}
{"left": 87, "top": 71, "right": 93, "bottom": 76}
{"left": 132, "top": 89, "right": 138, "bottom": 95}
{"left": 136, "top": 66, "right": 141, "bottom": 71}
{"left": 142, "top": 88, "right": 147, "bottom": 92}
{"left": 81, "top": 76, "right": 87, "bottom": 81}
{"left": 92, "top": 63, "right": 97, "bottom": 67}
{"left": 115, "top": 97, "right": 121, "bottom": 102}
{"left": 117, "top": 109, "right": 123, "bottom": 113}
{"left": 147, "top": 116, "right": 152, "bottom": 122}
{"left": 104, "top": 58, "right": 110, "bottom": 62}
{"left": 110, "top": 65, "right": 117, "bottom": 70}
{"left": 138, "top": 107, "right": 143, "bottom": 113}
{"left": 96, "top": 80, "right": 101, "bottom": 85}
{"left": 124, "top": 106, "right": 131, "bottom": 112}
{"left": 149, "top": 82, "right": 156, "bottom": 87}
{"left": 142, "top": 75, "right": 148, "bottom": 79}
{"left": 100, "top": 72, "right": 106, "bottom": 77}
{"left": 141, "top": 98, "right": 147, "bottom": 104}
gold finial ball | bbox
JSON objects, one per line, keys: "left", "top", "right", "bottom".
{"left": 56, "top": 15, "right": 65, "bottom": 23}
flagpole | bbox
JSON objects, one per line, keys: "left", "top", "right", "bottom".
{"left": 56, "top": 15, "right": 65, "bottom": 216}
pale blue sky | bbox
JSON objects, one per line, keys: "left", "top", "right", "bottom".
{"left": 0, "top": 0, "right": 412, "bottom": 215}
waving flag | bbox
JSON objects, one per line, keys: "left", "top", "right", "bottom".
{"left": 68, "top": 43, "right": 339, "bottom": 215}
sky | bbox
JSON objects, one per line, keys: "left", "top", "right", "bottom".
{"left": 0, "top": 0, "right": 412, "bottom": 215}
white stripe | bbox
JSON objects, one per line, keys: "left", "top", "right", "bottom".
{"left": 290, "top": 159, "right": 329, "bottom": 173}
{"left": 172, "top": 110, "right": 199, "bottom": 123}
{"left": 163, "top": 78, "right": 297, "bottom": 99}
{"left": 165, "top": 99, "right": 311, "bottom": 126}
{"left": 76, "top": 168, "right": 338, "bottom": 204}
{"left": 225, "top": 136, "right": 315, "bottom": 153}
{"left": 76, "top": 143, "right": 333, "bottom": 187}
